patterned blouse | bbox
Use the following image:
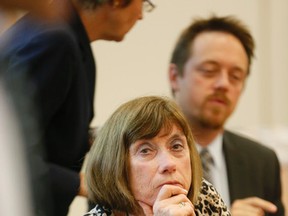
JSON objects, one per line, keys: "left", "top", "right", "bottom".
{"left": 84, "top": 179, "right": 231, "bottom": 216}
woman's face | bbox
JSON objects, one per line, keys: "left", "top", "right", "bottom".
{"left": 128, "top": 124, "right": 192, "bottom": 206}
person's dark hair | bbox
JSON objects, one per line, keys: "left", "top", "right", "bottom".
{"left": 75, "top": 0, "right": 132, "bottom": 9}
{"left": 170, "top": 15, "right": 255, "bottom": 76}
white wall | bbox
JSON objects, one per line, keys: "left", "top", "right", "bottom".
{"left": 91, "top": 0, "right": 288, "bottom": 130}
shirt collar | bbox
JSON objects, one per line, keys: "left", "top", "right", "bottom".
{"left": 196, "top": 133, "right": 223, "bottom": 169}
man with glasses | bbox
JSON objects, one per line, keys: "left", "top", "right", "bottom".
{"left": 0, "top": 0, "right": 155, "bottom": 215}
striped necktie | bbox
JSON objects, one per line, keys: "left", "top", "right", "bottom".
{"left": 200, "top": 148, "right": 214, "bottom": 184}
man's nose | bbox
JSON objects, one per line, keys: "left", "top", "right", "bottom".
{"left": 214, "top": 70, "right": 230, "bottom": 90}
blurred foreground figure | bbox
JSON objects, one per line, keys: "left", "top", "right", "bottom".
{"left": 1, "top": 2, "right": 57, "bottom": 216}
{"left": 0, "top": 82, "right": 33, "bottom": 216}
{"left": 0, "top": 0, "right": 153, "bottom": 215}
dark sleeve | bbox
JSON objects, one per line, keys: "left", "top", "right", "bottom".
{"left": 50, "top": 164, "right": 80, "bottom": 212}
{"left": 266, "top": 151, "right": 285, "bottom": 216}
{"left": 1, "top": 64, "right": 54, "bottom": 216}
{"left": 6, "top": 25, "right": 81, "bottom": 211}
{"left": 8, "top": 26, "right": 77, "bottom": 125}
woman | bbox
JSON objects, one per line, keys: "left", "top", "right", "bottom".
{"left": 85, "top": 96, "right": 230, "bottom": 216}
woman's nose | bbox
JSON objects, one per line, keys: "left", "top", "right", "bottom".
{"left": 158, "top": 151, "right": 177, "bottom": 174}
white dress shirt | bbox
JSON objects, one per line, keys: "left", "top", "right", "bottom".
{"left": 196, "top": 134, "right": 231, "bottom": 207}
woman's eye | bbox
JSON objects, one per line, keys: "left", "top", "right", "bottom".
{"left": 171, "top": 142, "right": 184, "bottom": 151}
{"left": 137, "top": 144, "right": 154, "bottom": 155}
{"left": 139, "top": 148, "right": 151, "bottom": 154}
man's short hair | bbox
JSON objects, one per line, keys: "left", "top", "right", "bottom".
{"left": 170, "top": 15, "right": 255, "bottom": 76}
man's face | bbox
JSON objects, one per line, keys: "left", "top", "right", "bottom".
{"left": 170, "top": 31, "right": 248, "bottom": 129}
{"left": 102, "top": 0, "right": 143, "bottom": 42}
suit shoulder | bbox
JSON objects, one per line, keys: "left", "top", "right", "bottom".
{"left": 5, "top": 15, "right": 77, "bottom": 54}
{"left": 223, "top": 130, "right": 277, "bottom": 158}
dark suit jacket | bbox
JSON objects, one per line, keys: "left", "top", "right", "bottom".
{"left": 1, "top": 7, "right": 95, "bottom": 216}
{"left": 223, "top": 130, "right": 285, "bottom": 216}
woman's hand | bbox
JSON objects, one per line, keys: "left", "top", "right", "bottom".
{"left": 152, "top": 184, "right": 195, "bottom": 216}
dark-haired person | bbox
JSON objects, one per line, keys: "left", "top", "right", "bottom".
{"left": 168, "top": 15, "right": 285, "bottom": 216}
{"left": 0, "top": 0, "right": 155, "bottom": 215}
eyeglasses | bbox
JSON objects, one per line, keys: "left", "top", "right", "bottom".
{"left": 143, "top": 0, "right": 156, "bottom": 12}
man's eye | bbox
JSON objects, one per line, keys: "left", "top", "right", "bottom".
{"left": 199, "top": 67, "right": 218, "bottom": 75}
{"left": 231, "top": 74, "right": 241, "bottom": 81}
{"left": 230, "top": 72, "right": 245, "bottom": 82}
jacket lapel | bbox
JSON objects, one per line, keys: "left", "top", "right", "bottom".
{"left": 223, "top": 130, "right": 249, "bottom": 203}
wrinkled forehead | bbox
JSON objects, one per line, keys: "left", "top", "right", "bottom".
{"left": 127, "top": 118, "right": 184, "bottom": 145}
